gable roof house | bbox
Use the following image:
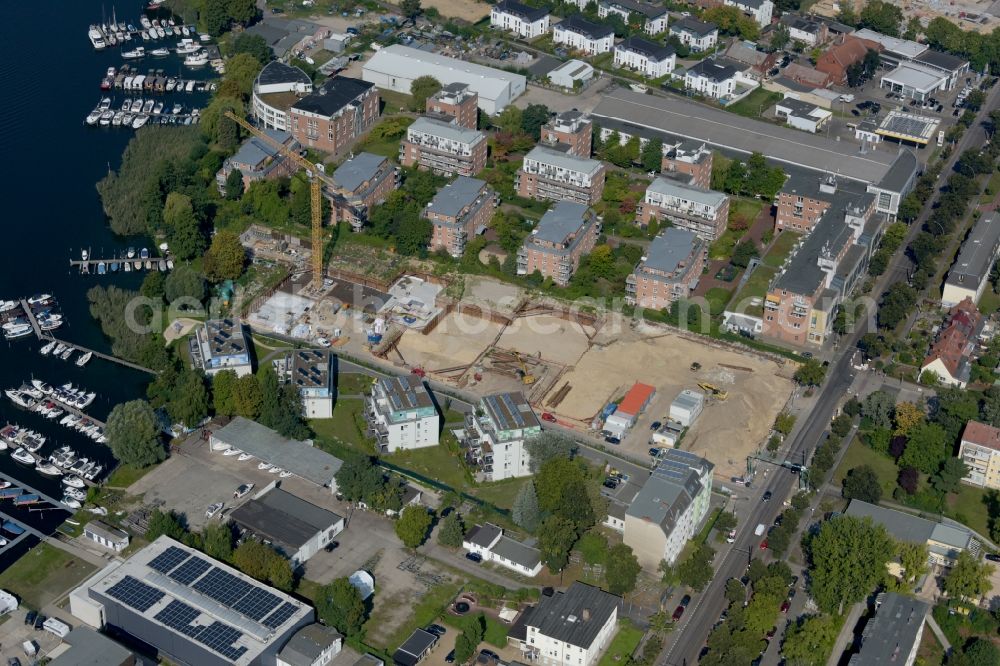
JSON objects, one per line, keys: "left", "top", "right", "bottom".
{"left": 816, "top": 34, "right": 881, "bottom": 85}
{"left": 920, "top": 298, "right": 985, "bottom": 388}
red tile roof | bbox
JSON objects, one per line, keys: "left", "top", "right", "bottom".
{"left": 921, "top": 298, "right": 982, "bottom": 380}
{"left": 617, "top": 382, "right": 656, "bottom": 416}
{"left": 962, "top": 420, "right": 1000, "bottom": 451}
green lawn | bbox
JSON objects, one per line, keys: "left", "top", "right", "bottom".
{"left": 730, "top": 266, "right": 776, "bottom": 316}
{"left": 598, "top": 621, "right": 644, "bottom": 666}
{"left": 762, "top": 231, "right": 801, "bottom": 268}
{"left": 311, "top": 399, "right": 372, "bottom": 455}
{"left": 980, "top": 169, "right": 1000, "bottom": 203}
{"left": 709, "top": 197, "right": 763, "bottom": 259}
{"left": 705, "top": 287, "right": 733, "bottom": 315}
{"left": 338, "top": 372, "right": 375, "bottom": 395}
{"left": 833, "top": 437, "right": 900, "bottom": 497}
{"left": 469, "top": 477, "right": 528, "bottom": 511}
{"left": 726, "top": 88, "right": 782, "bottom": 119}
{"left": 979, "top": 286, "right": 1000, "bottom": 315}
{"left": 105, "top": 463, "right": 156, "bottom": 489}
{"left": 0, "top": 543, "right": 97, "bottom": 610}
{"left": 384, "top": 439, "right": 472, "bottom": 491}
{"left": 379, "top": 90, "right": 415, "bottom": 115}
{"left": 946, "top": 484, "right": 993, "bottom": 538}
{"left": 443, "top": 613, "right": 510, "bottom": 647}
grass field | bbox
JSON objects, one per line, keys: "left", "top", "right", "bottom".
{"left": 833, "top": 437, "right": 900, "bottom": 497}
{"left": 762, "top": 231, "right": 800, "bottom": 268}
{"left": 726, "top": 88, "right": 782, "bottom": 119}
{"left": 311, "top": 399, "right": 372, "bottom": 455}
{"left": 369, "top": 581, "right": 463, "bottom": 651}
{"left": 598, "top": 621, "right": 644, "bottom": 666}
{"left": 106, "top": 463, "right": 156, "bottom": 489}
{"left": 384, "top": 439, "right": 472, "bottom": 491}
{"left": 706, "top": 287, "right": 733, "bottom": 315}
{"left": 469, "top": 477, "right": 527, "bottom": 511}
{"left": 710, "top": 197, "right": 764, "bottom": 259}
{"left": 979, "top": 286, "right": 1000, "bottom": 315}
{"left": 338, "top": 372, "right": 375, "bottom": 395}
{"left": 0, "top": 543, "right": 97, "bottom": 610}
{"left": 946, "top": 484, "right": 993, "bottom": 538}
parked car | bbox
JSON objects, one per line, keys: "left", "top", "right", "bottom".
{"left": 479, "top": 650, "right": 500, "bottom": 663}
{"left": 465, "top": 552, "right": 483, "bottom": 563}
{"left": 445, "top": 650, "right": 456, "bottom": 663}
{"left": 672, "top": 605, "right": 686, "bottom": 621}
{"left": 426, "top": 624, "right": 447, "bottom": 637}
{"left": 780, "top": 600, "right": 791, "bottom": 613}
{"left": 726, "top": 529, "right": 736, "bottom": 544}
{"left": 603, "top": 477, "right": 619, "bottom": 489}
{"left": 773, "top": 514, "right": 783, "bottom": 527}
{"left": 649, "top": 447, "right": 662, "bottom": 458}
{"left": 985, "top": 553, "right": 1000, "bottom": 562}
{"left": 762, "top": 491, "right": 773, "bottom": 502}
{"left": 541, "top": 412, "right": 557, "bottom": 423}
{"left": 605, "top": 436, "right": 621, "bottom": 445}
{"left": 766, "top": 626, "right": 777, "bottom": 639}
{"left": 33, "top": 614, "right": 45, "bottom": 630}
{"left": 649, "top": 421, "right": 662, "bottom": 431}
{"left": 759, "top": 540, "right": 768, "bottom": 550}
{"left": 23, "top": 610, "right": 36, "bottom": 626}
{"left": 680, "top": 594, "right": 692, "bottom": 607}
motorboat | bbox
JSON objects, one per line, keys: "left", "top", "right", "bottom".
{"left": 124, "top": 262, "right": 132, "bottom": 272}
{"left": 53, "top": 343, "right": 67, "bottom": 355}
{"left": 279, "top": 470, "right": 292, "bottom": 478}
{"left": 144, "top": 260, "right": 152, "bottom": 270}
{"left": 171, "top": 103, "right": 182, "bottom": 115}
{"left": 110, "top": 262, "right": 120, "bottom": 272}
{"left": 112, "top": 111, "right": 124, "bottom": 126}
{"left": 153, "top": 101, "right": 164, "bottom": 115}
{"left": 165, "top": 78, "right": 176, "bottom": 91}
{"left": 268, "top": 467, "right": 283, "bottom": 475}
{"left": 126, "top": 247, "right": 136, "bottom": 259}
{"left": 156, "top": 26, "right": 166, "bottom": 38}
{"left": 140, "top": 16, "right": 151, "bottom": 29}
{"left": 97, "top": 262, "right": 107, "bottom": 275}
{"left": 237, "top": 452, "right": 252, "bottom": 461}
{"left": 88, "top": 25, "right": 107, "bottom": 49}
{"left": 122, "top": 112, "right": 135, "bottom": 126}
{"left": 133, "top": 260, "right": 142, "bottom": 270}
{"left": 140, "top": 248, "right": 149, "bottom": 260}
{"left": 132, "top": 115, "right": 149, "bottom": 129}
{"left": 223, "top": 448, "right": 243, "bottom": 457}
{"left": 158, "top": 260, "right": 166, "bottom": 271}
{"left": 185, "top": 80, "right": 195, "bottom": 92}
{"left": 176, "top": 39, "right": 199, "bottom": 54}
{"left": 4, "top": 390, "right": 32, "bottom": 408}
{"left": 0, "top": 425, "right": 18, "bottom": 445}
{"left": 99, "top": 110, "right": 114, "bottom": 126}
{"left": 122, "top": 46, "right": 145, "bottom": 59}
{"left": 76, "top": 351, "right": 93, "bottom": 367}
{"left": 130, "top": 98, "right": 143, "bottom": 113}
{"left": 27, "top": 293, "right": 52, "bottom": 305}
{"left": 151, "top": 47, "right": 170, "bottom": 56}
{"left": 59, "top": 345, "right": 73, "bottom": 359}
{"left": 11, "top": 448, "right": 36, "bottom": 465}
{"left": 31, "top": 380, "right": 52, "bottom": 395}
{"left": 3, "top": 324, "right": 32, "bottom": 340}
{"left": 85, "top": 108, "right": 102, "bottom": 125}
{"left": 40, "top": 340, "right": 57, "bottom": 355}
{"left": 20, "top": 430, "right": 45, "bottom": 452}
{"left": 182, "top": 25, "right": 190, "bottom": 36}
{"left": 0, "top": 300, "right": 17, "bottom": 312}
{"left": 205, "top": 502, "right": 223, "bottom": 518}
{"left": 35, "top": 462, "right": 64, "bottom": 477}
{"left": 166, "top": 259, "right": 174, "bottom": 269}
{"left": 61, "top": 497, "right": 82, "bottom": 509}
{"left": 64, "top": 487, "right": 85, "bottom": 501}
{"left": 142, "top": 99, "right": 155, "bottom": 114}
{"left": 63, "top": 476, "right": 86, "bottom": 489}
{"left": 183, "top": 52, "right": 208, "bottom": 67}
{"left": 257, "top": 462, "right": 272, "bottom": 470}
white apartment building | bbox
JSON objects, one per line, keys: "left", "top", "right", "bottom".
{"left": 685, "top": 59, "right": 740, "bottom": 99}
{"left": 553, "top": 15, "right": 616, "bottom": 56}
{"left": 597, "top": 0, "right": 669, "bottom": 35}
{"left": 669, "top": 17, "right": 718, "bottom": 52}
{"left": 517, "top": 583, "right": 619, "bottom": 666}
{"left": 624, "top": 450, "right": 714, "bottom": 568}
{"left": 638, "top": 175, "right": 730, "bottom": 241}
{"left": 958, "top": 420, "right": 1000, "bottom": 490}
{"left": 364, "top": 375, "right": 440, "bottom": 453}
{"left": 252, "top": 61, "right": 314, "bottom": 131}
{"left": 724, "top": 0, "right": 774, "bottom": 28}
{"left": 464, "top": 392, "right": 542, "bottom": 481}
{"left": 491, "top": 0, "right": 551, "bottom": 38}
{"left": 401, "top": 116, "right": 487, "bottom": 177}
{"left": 614, "top": 36, "right": 676, "bottom": 78}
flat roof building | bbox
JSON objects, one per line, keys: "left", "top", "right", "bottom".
{"left": 277, "top": 624, "right": 343, "bottom": 666}
{"left": 394, "top": 629, "right": 438, "bottom": 666}
{"left": 284, "top": 349, "right": 335, "bottom": 419}
{"left": 48, "top": 627, "right": 135, "bottom": 666}
{"left": 517, "top": 145, "right": 607, "bottom": 205}
{"left": 880, "top": 62, "right": 949, "bottom": 101}
{"left": 253, "top": 62, "right": 314, "bottom": 131}
{"left": 363, "top": 45, "right": 526, "bottom": 115}
{"left": 425, "top": 176, "right": 497, "bottom": 258}
{"left": 401, "top": 116, "right": 488, "bottom": 177}
{"left": 942, "top": 212, "right": 1000, "bottom": 307}
{"left": 848, "top": 593, "right": 928, "bottom": 666}
{"left": 959, "top": 420, "right": 1000, "bottom": 490}
{"left": 774, "top": 97, "right": 833, "bottom": 134}
{"left": 517, "top": 201, "right": 601, "bottom": 285}
{"left": 464, "top": 392, "right": 542, "bottom": 482}
{"left": 330, "top": 152, "right": 400, "bottom": 231}
{"left": 540, "top": 110, "right": 593, "bottom": 158}
{"left": 190, "top": 319, "right": 253, "bottom": 378}
{"left": 638, "top": 175, "right": 730, "bottom": 241}
{"left": 365, "top": 376, "right": 440, "bottom": 452}
{"left": 289, "top": 76, "right": 380, "bottom": 156}
{"left": 231, "top": 488, "right": 345, "bottom": 567}
{"left": 626, "top": 228, "right": 706, "bottom": 310}
{"left": 69, "top": 536, "right": 313, "bottom": 666}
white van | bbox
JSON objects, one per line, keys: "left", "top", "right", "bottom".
{"left": 754, "top": 523, "right": 767, "bottom": 537}
{"left": 43, "top": 617, "right": 71, "bottom": 639}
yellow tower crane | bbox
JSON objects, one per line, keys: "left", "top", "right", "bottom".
{"left": 224, "top": 111, "right": 327, "bottom": 289}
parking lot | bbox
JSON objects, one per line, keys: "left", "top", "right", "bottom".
{"left": 0, "top": 608, "right": 74, "bottom": 664}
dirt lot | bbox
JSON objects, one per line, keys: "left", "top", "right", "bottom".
{"left": 496, "top": 314, "right": 594, "bottom": 366}
{"left": 390, "top": 0, "right": 491, "bottom": 22}
{"left": 397, "top": 312, "right": 505, "bottom": 371}
{"left": 545, "top": 320, "right": 795, "bottom": 480}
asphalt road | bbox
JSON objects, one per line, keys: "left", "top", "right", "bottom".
{"left": 658, "top": 78, "right": 1000, "bottom": 666}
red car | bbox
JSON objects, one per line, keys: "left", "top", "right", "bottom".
{"left": 541, "top": 413, "right": 557, "bottom": 423}
{"left": 672, "top": 605, "right": 686, "bottom": 622}
{"left": 759, "top": 540, "right": 768, "bottom": 550}
{"left": 780, "top": 600, "right": 791, "bottom": 614}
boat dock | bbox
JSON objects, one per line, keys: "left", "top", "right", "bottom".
{"left": 0, "top": 471, "right": 67, "bottom": 512}
{"left": 69, "top": 257, "right": 172, "bottom": 275}
{"left": 20, "top": 299, "right": 157, "bottom": 376}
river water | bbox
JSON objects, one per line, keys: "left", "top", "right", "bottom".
{"left": 0, "top": 0, "right": 210, "bottom": 570}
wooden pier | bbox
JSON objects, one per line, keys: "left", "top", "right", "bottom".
{"left": 20, "top": 299, "right": 157, "bottom": 375}
{"left": 69, "top": 257, "right": 171, "bottom": 274}
{"left": 0, "top": 470, "right": 68, "bottom": 512}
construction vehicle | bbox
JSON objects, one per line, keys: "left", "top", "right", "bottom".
{"left": 224, "top": 111, "right": 328, "bottom": 289}
{"left": 515, "top": 353, "right": 535, "bottom": 385}
{"left": 698, "top": 382, "right": 729, "bottom": 400}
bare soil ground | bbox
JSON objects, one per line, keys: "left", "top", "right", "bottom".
{"left": 397, "top": 312, "right": 504, "bottom": 370}
{"left": 496, "top": 314, "right": 594, "bottom": 366}
{"left": 390, "top": 0, "right": 491, "bottom": 22}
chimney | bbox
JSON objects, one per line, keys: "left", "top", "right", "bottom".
{"left": 582, "top": 608, "right": 591, "bottom": 622}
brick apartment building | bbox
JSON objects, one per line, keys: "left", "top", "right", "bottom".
{"left": 626, "top": 228, "right": 707, "bottom": 310}
{"left": 425, "top": 82, "right": 479, "bottom": 129}
{"left": 401, "top": 117, "right": 488, "bottom": 177}
{"left": 517, "top": 201, "right": 601, "bottom": 285}
{"left": 289, "top": 76, "right": 380, "bottom": 155}
{"left": 516, "top": 145, "right": 607, "bottom": 205}
{"left": 540, "top": 110, "right": 593, "bottom": 158}
{"left": 329, "top": 152, "right": 400, "bottom": 231}
{"left": 775, "top": 172, "right": 875, "bottom": 233}
{"left": 637, "top": 175, "right": 730, "bottom": 241}
{"left": 661, "top": 140, "right": 713, "bottom": 189}
{"left": 425, "top": 176, "right": 497, "bottom": 257}
{"left": 815, "top": 34, "right": 881, "bottom": 85}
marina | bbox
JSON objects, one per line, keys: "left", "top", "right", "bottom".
{"left": 101, "top": 65, "right": 218, "bottom": 94}
{"left": 70, "top": 246, "right": 174, "bottom": 274}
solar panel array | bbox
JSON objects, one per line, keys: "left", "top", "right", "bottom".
{"left": 147, "top": 546, "right": 189, "bottom": 574}
{"left": 106, "top": 576, "right": 165, "bottom": 612}
{"left": 262, "top": 602, "right": 299, "bottom": 630}
{"left": 193, "top": 568, "right": 255, "bottom": 608}
{"left": 169, "top": 556, "right": 212, "bottom": 585}
{"left": 231, "top": 587, "right": 283, "bottom": 622}
{"left": 154, "top": 600, "right": 249, "bottom": 661}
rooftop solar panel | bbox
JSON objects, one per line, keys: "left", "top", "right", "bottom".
{"left": 195, "top": 621, "right": 248, "bottom": 660}
{"left": 193, "top": 568, "right": 254, "bottom": 608}
{"left": 147, "top": 546, "right": 189, "bottom": 574}
{"left": 231, "top": 587, "right": 283, "bottom": 622}
{"left": 169, "top": 556, "right": 212, "bottom": 586}
{"left": 106, "top": 576, "right": 165, "bottom": 612}
{"left": 261, "top": 601, "right": 298, "bottom": 630}
{"left": 155, "top": 599, "right": 202, "bottom": 636}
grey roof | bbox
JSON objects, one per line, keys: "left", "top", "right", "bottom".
{"left": 333, "top": 152, "right": 389, "bottom": 192}
{"left": 232, "top": 130, "right": 293, "bottom": 169}
{"left": 85, "top": 520, "right": 129, "bottom": 544}
{"left": 844, "top": 500, "right": 975, "bottom": 553}
{"left": 626, "top": 451, "right": 712, "bottom": 534}
{"left": 601, "top": 0, "right": 668, "bottom": 18}
{"left": 213, "top": 417, "right": 343, "bottom": 487}
{"left": 592, "top": 89, "right": 899, "bottom": 185}
{"left": 50, "top": 628, "right": 133, "bottom": 666}
{"left": 915, "top": 49, "right": 968, "bottom": 73}
{"left": 776, "top": 97, "right": 823, "bottom": 117}
{"left": 782, "top": 15, "right": 823, "bottom": 34}
{"left": 725, "top": 41, "right": 770, "bottom": 67}
{"left": 375, "top": 375, "right": 434, "bottom": 411}
{"left": 482, "top": 392, "right": 540, "bottom": 432}
{"left": 643, "top": 228, "right": 702, "bottom": 276}
{"left": 395, "top": 629, "right": 437, "bottom": 666}
{"left": 491, "top": 535, "right": 542, "bottom": 569}
{"left": 687, "top": 59, "right": 738, "bottom": 83}
{"left": 772, "top": 200, "right": 858, "bottom": 295}
{"left": 292, "top": 76, "right": 373, "bottom": 118}
{"left": 671, "top": 389, "right": 704, "bottom": 412}
{"left": 528, "top": 582, "right": 619, "bottom": 648}
{"left": 290, "top": 349, "right": 333, "bottom": 390}
{"left": 849, "top": 593, "right": 929, "bottom": 666}
{"left": 278, "top": 624, "right": 343, "bottom": 666}
{"left": 231, "top": 488, "right": 343, "bottom": 553}
{"left": 671, "top": 16, "right": 718, "bottom": 38}
{"left": 875, "top": 149, "right": 918, "bottom": 195}
{"left": 557, "top": 14, "right": 615, "bottom": 40}
{"left": 409, "top": 116, "right": 485, "bottom": 145}
{"left": 426, "top": 176, "right": 488, "bottom": 219}
{"left": 356, "top": 655, "right": 385, "bottom": 666}
{"left": 257, "top": 61, "right": 312, "bottom": 87}
{"left": 647, "top": 175, "right": 728, "bottom": 208}
{"left": 524, "top": 145, "right": 604, "bottom": 176}
{"left": 494, "top": 0, "right": 549, "bottom": 22}
{"left": 617, "top": 36, "right": 675, "bottom": 62}
{"left": 946, "top": 212, "right": 1000, "bottom": 288}
{"left": 533, "top": 201, "right": 592, "bottom": 245}
{"left": 730, "top": 0, "right": 768, "bottom": 8}
{"left": 465, "top": 523, "right": 503, "bottom": 549}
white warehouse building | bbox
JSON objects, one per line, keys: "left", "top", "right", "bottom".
{"left": 363, "top": 45, "right": 526, "bottom": 115}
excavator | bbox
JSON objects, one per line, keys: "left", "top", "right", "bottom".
{"left": 698, "top": 382, "right": 729, "bottom": 400}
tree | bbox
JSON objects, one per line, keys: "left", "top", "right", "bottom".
{"left": 842, "top": 465, "right": 882, "bottom": 503}
{"left": 163, "top": 192, "right": 205, "bottom": 260}
{"left": 226, "top": 0, "right": 258, "bottom": 26}
{"left": 107, "top": 400, "right": 165, "bottom": 468}
{"left": 409, "top": 75, "right": 440, "bottom": 111}
{"left": 224, "top": 168, "right": 245, "bottom": 200}
{"left": 534, "top": 458, "right": 595, "bottom": 532}
{"left": 831, "top": 413, "right": 853, "bottom": 438}
{"left": 893, "top": 401, "right": 923, "bottom": 436}
{"left": 231, "top": 33, "right": 270, "bottom": 65}
{"left": 943, "top": 551, "right": 994, "bottom": 601}
{"left": 538, "top": 515, "right": 578, "bottom": 572}
{"left": 202, "top": 522, "right": 234, "bottom": 560}
{"left": 770, "top": 24, "right": 790, "bottom": 51}
{"left": 164, "top": 264, "right": 206, "bottom": 304}
{"left": 141, "top": 270, "right": 166, "bottom": 300}
{"left": 605, "top": 543, "right": 641, "bottom": 595}
{"left": 774, "top": 412, "right": 797, "bottom": 436}
{"left": 862, "top": 390, "right": 895, "bottom": 430}
{"left": 512, "top": 481, "right": 540, "bottom": 532}
{"left": 232, "top": 540, "right": 292, "bottom": 590}
{"left": 395, "top": 506, "right": 433, "bottom": 549}
{"left": 204, "top": 229, "right": 247, "bottom": 281}
{"left": 731, "top": 241, "right": 759, "bottom": 268}
{"left": 335, "top": 455, "right": 386, "bottom": 503}
{"left": 677, "top": 543, "right": 715, "bottom": 592}
{"left": 897, "top": 466, "right": 919, "bottom": 494}
{"left": 859, "top": 0, "right": 903, "bottom": 37}
{"left": 725, "top": 578, "right": 746, "bottom": 605}
{"left": 931, "top": 457, "right": 967, "bottom": 494}
{"left": 233, "top": 374, "right": 263, "bottom": 418}
{"left": 952, "top": 639, "right": 1000, "bottom": 666}
{"left": 641, "top": 137, "right": 663, "bottom": 172}
{"left": 317, "top": 578, "right": 366, "bottom": 637}
{"left": 525, "top": 432, "right": 578, "bottom": 472}
{"left": 896, "top": 541, "right": 928, "bottom": 586}
{"left": 521, "top": 104, "right": 550, "bottom": 140}
{"left": 400, "top": 0, "right": 422, "bottom": 19}
{"left": 454, "top": 614, "right": 485, "bottom": 665}
{"left": 781, "top": 614, "right": 839, "bottom": 666}
{"left": 146, "top": 508, "right": 187, "bottom": 541}
{"left": 899, "top": 422, "right": 948, "bottom": 474}
{"left": 168, "top": 368, "right": 210, "bottom": 428}
{"left": 808, "top": 515, "right": 895, "bottom": 614}
{"left": 878, "top": 282, "right": 916, "bottom": 330}
{"left": 203, "top": 0, "right": 232, "bottom": 35}
{"left": 438, "top": 511, "right": 465, "bottom": 548}
{"left": 794, "top": 359, "right": 826, "bottom": 386}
